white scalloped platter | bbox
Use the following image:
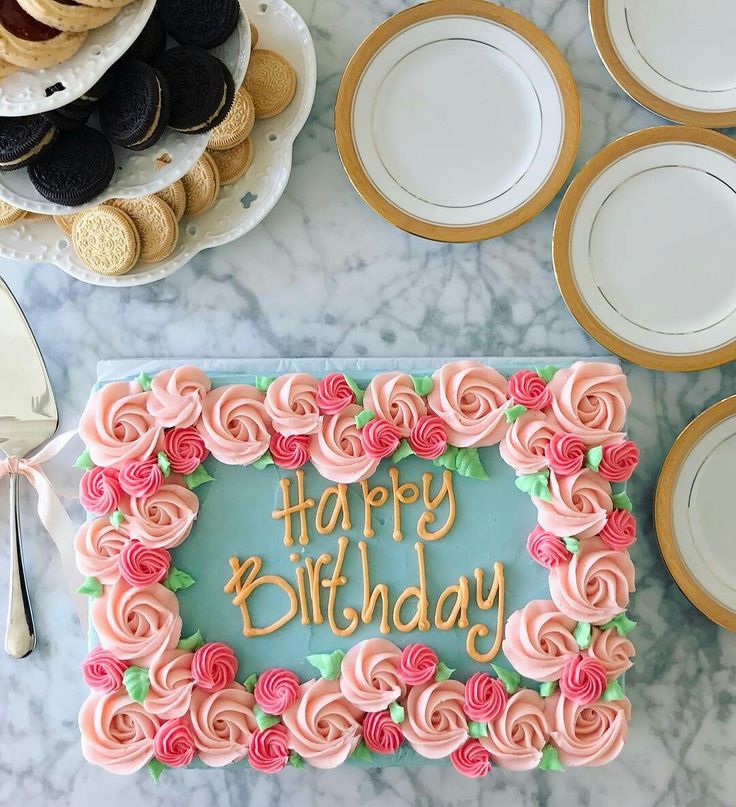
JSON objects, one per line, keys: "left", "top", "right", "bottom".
{"left": 0, "top": 0, "right": 315, "bottom": 286}
{"left": 0, "top": 0, "right": 155, "bottom": 117}
{"left": 0, "top": 6, "right": 251, "bottom": 215}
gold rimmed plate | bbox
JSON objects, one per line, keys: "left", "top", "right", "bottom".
{"left": 553, "top": 126, "right": 736, "bottom": 372}
{"left": 590, "top": 0, "right": 736, "bottom": 128}
{"left": 335, "top": 0, "right": 580, "bottom": 242}
{"left": 655, "top": 396, "right": 736, "bottom": 631}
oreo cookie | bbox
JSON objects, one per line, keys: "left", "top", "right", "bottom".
{"left": 99, "top": 60, "right": 170, "bottom": 151}
{"left": 156, "top": 47, "right": 234, "bottom": 134}
{"left": 124, "top": 8, "right": 167, "bottom": 63}
{"left": 42, "top": 106, "right": 89, "bottom": 132}
{"left": 158, "top": 0, "right": 238, "bottom": 49}
{"left": 78, "top": 71, "right": 114, "bottom": 105}
{"left": 0, "top": 114, "right": 57, "bottom": 171}
{"left": 28, "top": 127, "right": 115, "bottom": 206}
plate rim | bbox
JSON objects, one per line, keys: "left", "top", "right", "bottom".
{"left": 334, "top": 0, "right": 581, "bottom": 243}
{"left": 552, "top": 125, "right": 736, "bottom": 372}
{"left": 589, "top": 0, "right": 736, "bottom": 129}
{"left": 654, "top": 394, "right": 736, "bottom": 631}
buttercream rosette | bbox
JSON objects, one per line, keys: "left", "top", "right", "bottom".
{"left": 338, "top": 638, "right": 406, "bottom": 712}
{"left": 363, "top": 371, "right": 428, "bottom": 437}
{"left": 189, "top": 684, "right": 258, "bottom": 767}
{"left": 499, "top": 410, "right": 558, "bottom": 475}
{"left": 362, "top": 710, "right": 403, "bottom": 755}
{"left": 79, "top": 381, "right": 163, "bottom": 468}
{"left": 587, "top": 627, "right": 635, "bottom": 678}
{"left": 535, "top": 469, "right": 612, "bottom": 540}
{"left": 146, "top": 366, "right": 211, "bottom": 429}
{"left": 282, "top": 679, "right": 363, "bottom": 768}
{"left": 545, "top": 692, "right": 631, "bottom": 767}
{"left": 264, "top": 373, "right": 322, "bottom": 436}
{"left": 427, "top": 361, "right": 510, "bottom": 447}
{"left": 309, "top": 404, "right": 380, "bottom": 484}
{"left": 402, "top": 679, "right": 468, "bottom": 759}
{"left": 75, "top": 517, "right": 131, "bottom": 584}
{"left": 197, "top": 384, "right": 272, "bottom": 465}
{"left": 144, "top": 648, "right": 195, "bottom": 719}
{"left": 79, "top": 690, "right": 161, "bottom": 775}
{"left": 480, "top": 689, "right": 549, "bottom": 771}
{"left": 81, "top": 646, "right": 128, "bottom": 693}
{"left": 124, "top": 483, "right": 199, "bottom": 550}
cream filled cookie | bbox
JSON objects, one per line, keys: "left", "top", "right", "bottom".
{"left": 16, "top": 0, "right": 118, "bottom": 33}
{"left": 0, "top": 0, "right": 86, "bottom": 69}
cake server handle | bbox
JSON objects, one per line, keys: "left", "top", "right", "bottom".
{"left": 5, "top": 473, "right": 36, "bottom": 658}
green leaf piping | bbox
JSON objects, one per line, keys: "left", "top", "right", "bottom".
{"left": 505, "top": 404, "right": 527, "bottom": 423}
{"left": 539, "top": 680, "right": 558, "bottom": 697}
{"left": 455, "top": 447, "right": 488, "bottom": 480}
{"left": 162, "top": 566, "right": 195, "bottom": 593}
{"left": 467, "top": 720, "right": 488, "bottom": 738}
{"left": 255, "top": 375, "right": 276, "bottom": 393}
{"left": 355, "top": 409, "right": 376, "bottom": 429}
{"left": 351, "top": 740, "right": 372, "bottom": 763}
{"left": 253, "top": 704, "right": 280, "bottom": 730}
{"left": 76, "top": 576, "right": 102, "bottom": 598}
{"left": 391, "top": 439, "right": 414, "bottom": 463}
{"left": 612, "top": 490, "right": 633, "bottom": 512}
{"left": 136, "top": 372, "right": 152, "bottom": 392}
{"left": 600, "top": 613, "right": 637, "bottom": 637}
{"left": 253, "top": 451, "right": 274, "bottom": 470}
{"left": 123, "top": 665, "right": 149, "bottom": 703}
{"left": 573, "top": 621, "right": 592, "bottom": 650}
{"left": 538, "top": 744, "right": 564, "bottom": 772}
{"left": 411, "top": 375, "right": 433, "bottom": 397}
{"left": 157, "top": 451, "right": 171, "bottom": 478}
{"left": 491, "top": 663, "right": 520, "bottom": 694}
{"left": 177, "top": 630, "right": 204, "bottom": 652}
{"left": 185, "top": 465, "right": 215, "bottom": 490}
{"left": 562, "top": 536, "right": 580, "bottom": 554}
{"left": 432, "top": 445, "right": 458, "bottom": 471}
{"left": 388, "top": 700, "right": 405, "bottom": 724}
{"left": 306, "top": 650, "right": 344, "bottom": 680}
{"left": 585, "top": 445, "right": 603, "bottom": 473}
{"left": 515, "top": 470, "right": 552, "bottom": 501}
{"left": 288, "top": 750, "right": 304, "bottom": 768}
{"left": 434, "top": 661, "right": 454, "bottom": 682}
{"left": 243, "top": 673, "right": 257, "bottom": 693}
{"left": 109, "top": 509, "right": 124, "bottom": 528}
{"left": 148, "top": 758, "right": 166, "bottom": 782}
{"left": 74, "top": 449, "right": 95, "bottom": 471}
{"left": 343, "top": 375, "right": 364, "bottom": 405}
{"left": 535, "top": 365, "right": 558, "bottom": 383}
{"left": 601, "top": 679, "right": 626, "bottom": 702}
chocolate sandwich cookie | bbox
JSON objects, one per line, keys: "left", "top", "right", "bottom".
{"left": 77, "top": 70, "right": 113, "bottom": 104}
{"left": 99, "top": 60, "right": 170, "bottom": 151}
{"left": 43, "top": 102, "right": 92, "bottom": 131}
{"left": 158, "top": 0, "right": 238, "bottom": 49}
{"left": 28, "top": 126, "right": 115, "bottom": 206}
{"left": 124, "top": 7, "right": 165, "bottom": 63}
{"left": 156, "top": 46, "right": 234, "bottom": 134}
{"left": 0, "top": 114, "right": 57, "bottom": 171}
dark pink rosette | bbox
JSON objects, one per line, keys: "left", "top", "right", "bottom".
{"left": 599, "top": 509, "right": 637, "bottom": 551}
{"left": 362, "top": 710, "right": 403, "bottom": 755}
{"left": 464, "top": 672, "right": 508, "bottom": 722}
{"left": 118, "top": 458, "right": 164, "bottom": 499}
{"left": 153, "top": 717, "right": 196, "bottom": 768}
{"left": 254, "top": 668, "right": 300, "bottom": 715}
{"left": 397, "top": 643, "right": 438, "bottom": 686}
{"left": 82, "top": 646, "right": 128, "bottom": 693}
{"left": 545, "top": 432, "right": 586, "bottom": 476}
{"left": 248, "top": 724, "right": 290, "bottom": 773}
{"left": 360, "top": 418, "right": 401, "bottom": 460}
{"left": 526, "top": 525, "right": 572, "bottom": 568}
{"left": 598, "top": 440, "right": 639, "bottom": 483}
{"left": 450, "top": 738, "right": 492, "bottom": 778}
{"left": 163, "top": 427, "right": 209, "bottom": 475}
{"left": 269, "top": 433, "right": 310, "bottom": 470}
{"left": 191, "top": 643, "right": 238, "bottom": 692}
{"left": 559, "top": 655, "right": 608, "bottom": 705}
{"left": 316, "top": 373, "right": 356, "bottom": 415}
{"left": 79, "top": 466, "right": 122, "bottom": 517}
{"left": 409, "top": 415, "right": 448, "bottom": 460}
{"left": 117, "top": 540, "right": 170, "bottom": 588}
{"left": 507, "top": 370, "right": 552, "bottom": 411}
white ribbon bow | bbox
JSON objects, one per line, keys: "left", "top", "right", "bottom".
{"left": 0, "top": 430, "right": 87, "bottom": 631}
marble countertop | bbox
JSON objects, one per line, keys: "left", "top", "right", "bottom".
{"left": 1, "top": 0, "right": 735, "bottom": 804}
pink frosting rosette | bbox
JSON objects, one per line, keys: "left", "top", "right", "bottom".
{"left": 508, "top": 370, "right": 552, "bottom": 411}
{"left": 248, "top": 724, "right": 290, "bottom": 773}
{"left": 599, "top": 509, "right": 637, "bottom": 551}
{"left": 559, "top": 655, "right": 608, "bottom": 705}
{"left": 125, "top": 483, "right": 199, "bottom": 550}
{"left": 526, "top": 526, "right": 571, "bottom": 568}
{"left": 269, "top": 433, "right": 310, "bottom": 470}
{"left": 75, "top": 517, "right": 130, "bottom": 584}
{"left": 480, "top": 689, "right": 549, "bottom": 771}
{"left": 147, "top": 366, "right": 211, "bottom": 429}
{"left": 545, "top": 692, "right": 631, "bottom": 767}
{"left": 502, "top": 600, "right": 578, "bottom": 681}
{"left": 282, "top": 678, "right": 363, "bottom": 768}
{"left": 499, "top": 410, "right": 557, "bottom": 475}
{"left": 309, "top": 404, "right": 380, "bottom": 484}
{"left": 587, "top": 628, "right": 635, "bottom": 678}
{"left": 362, "top": 710, "right": 403, "bottom": 755}
{"left": 545, "top": 432, "right": 586, "bottom": 476}
{"left": 316, "top": 373, "right": 356, "bottom": 415}
{"left": 79, "top": 690, "right": 161, "bottom": 774}
{"left": 254, "top": 668, "right": 300, "bottom": 715}
{"left": 360, "top": 418, "right": 401, "bottom": 460}
{"left": 189, "top": 684, "right": 257, "bottom": 767}
{"left": 599, "top": 440, "right": 639, "bottom": 482}
{"left": 547, "top": 362, "right": 631, "bottom": 447}
{"left": 118, "top": 458, "right": 163, "bottom": 499}
{"left": 363, "top": 371, "right": 428, "bottom": 437}
{"left": 427, "top": 361, "right": 509, "bottom": 447}
{"left": 153, "top": 716, "right": 196, "bottom": 768}
{"left": 82, "top": 646, "right": 128, "bottom": 693}
{"left": 402, "top": 679, "right": 468, "bottom": 759}
{"left": 191, "top": 642, "right": 238, "bottom": 692}
{"left": 197, "top": 384, "right": 272, "bottom": 466}
{"left": 464, "top": 672, "right": 508, "bottom": 722}
{"left": 397, "top": 643, "right": 438, "bottom": 685}
{"left": 409, "top": 414, "right": 448, "bottom": 460}
{"left": 548, "top": 538, "right": 635, "bottom": 624}
{"left": 79, "top": 466, "right": 123, "bottom": 516}
{"left": 339, "top": 638, "right": 406, "bottom": 712}
{"left": 91, "top": 579, "right": 181, "bottom": 664}
{"left": 264, "top": 373, "right": 321, "bottom": 436}
{"left": 450, "top": 738, "right": 492, "bottom": 778}
{"left": 117, "top": 540, "right": 170, "bottom": 588}
{"left": 535, "top": 469, "right": 612, "bottom": 539}
{"left": 145, "top": 648, "right": 195, "bottom": 719}
{"left": 163, "top": 427, "right": 209, "bottom": 475}
{"left": 79, "top": 381, "right": 163, "bottom": 468}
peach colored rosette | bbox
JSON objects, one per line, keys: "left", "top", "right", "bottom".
{"left": 144, "top": 648, "right": 195, "bottom": 719}
{"left": 146, "top": 366, "right": 212, "bottom": 429}
{"left": 363, "top": 372, "right": 428, "bottom": 437}
{"left": 264, "top": 373, "right": 322, "bottom": 436}
{"left": 402, "top": 679, "right": 468, "bottom": 759}
{"left": 74, "top": 517, "right": 130, "bottom": 584}
{"left": 124, "top": 482, "right": 199, "bottom": 550}
{"left": 427, "top": 361, "right": 509, "bottom": 447}
{"left": 587, "top": 628, "right": 635, "bottom": 678}
{"left": 282, "top": 679, "right": 363, "bottom": 768}
{"left": 499, "top": 410, "right": 558, "bottom": 475}
{"left": 338, "top": 638, "right": 406, "bottom": 712}
{"left": 189, "top": 684, "right": 258, "bottom": 767}
{"left": 480, "top": 689, "right": 549, "bottom": 771}
{"left": 535, "top": 469, "right": 612, "bottom": 539}
{"left": 309, "top": 404, "right": 380, "bottom": 483}
{"left": 197, "top": 384, "right": 272, "bottom": 465}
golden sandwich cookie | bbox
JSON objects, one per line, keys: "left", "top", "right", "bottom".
{"left": 243, "top": 49, "right": 296, "bottom": 118}
{"left": 155, "top": 179, "right": 187, "bottom": 222}
{"left": 72, "top": 205, "right": 140, "bottom": 276}
{"left": 207, "top": 85, "right": 255, "bottom": 151}
{"left": 110, "top": 195, "right": 179, "bottom": 263}
{"left": 207, "top": 136, "right": 253, "bottom": 185}
{"left": 181, "top": 152, "right": 220, "bottom": 216}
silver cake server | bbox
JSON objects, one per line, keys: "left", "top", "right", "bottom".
{"left": 0, "top": 278, "right": 57, "bottom": 658}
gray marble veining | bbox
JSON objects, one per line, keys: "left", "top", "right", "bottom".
{"left": 0, "top": 1, "right": 735, "bottom": 805}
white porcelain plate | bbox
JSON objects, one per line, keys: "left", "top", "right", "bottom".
{"left": 590, "top": 0, "right": 736, "bottom": 127}
{"left": 0, "top": 7, "right": 251, "bottom": 215}
{"left": 0, "top": 0, "right": 316, "bottom": 286}
{"left": 656, "top": 396, "right": 736, "bottom": 630}
{"left": 335, "top": 0, "right": 580, "bottom": 242}
{"left": 0, "top": 0, "right": 155, "bottom": 117}
{"left": 553, "top": 127, "right": 736, "bottom": 371}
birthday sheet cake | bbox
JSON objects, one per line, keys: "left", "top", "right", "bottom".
{"left": 73, "top": 360, "right": 638, "bottom": 779}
